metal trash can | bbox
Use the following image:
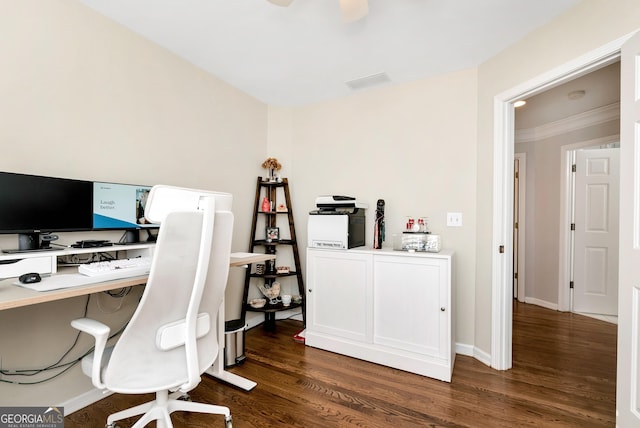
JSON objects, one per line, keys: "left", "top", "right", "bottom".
{"left": 224, "top": 319, "right": 246, "bottom": 367}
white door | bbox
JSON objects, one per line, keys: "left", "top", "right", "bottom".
{"left": 573, "top": 148, "right": 619, "bottom": 315}
{"left": 617, "top": 30, "right": 640, "bottom": 426}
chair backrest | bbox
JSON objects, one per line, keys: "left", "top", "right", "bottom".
{"left": 102, "top": 185, "right": 234, "bottom": 394}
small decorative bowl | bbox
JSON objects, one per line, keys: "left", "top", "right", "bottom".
{"left": 249, "top": 298, "right": 266, "bottom": 309}
{"left": 292, "top": 295, "right": 302, "bottom": 304}
{"left": 276, "top": 266, "right": 290, "bottom": 274}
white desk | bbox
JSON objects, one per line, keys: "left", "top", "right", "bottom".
{"left": 0, "top": 248, "right": 275, "bottom": 395}
{"left": 0, "top": 243, "right": 152, "bottom": 309}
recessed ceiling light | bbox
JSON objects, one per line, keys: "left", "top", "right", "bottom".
{"left": 568, "top": 90, "right": 586, "bottom": 100}
{"left": 514, "top": 100, "right": 526, "bottom": 108}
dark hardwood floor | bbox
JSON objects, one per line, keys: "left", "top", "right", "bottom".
{"left": 66, "top": 302, "right": 617, "bottom": 427}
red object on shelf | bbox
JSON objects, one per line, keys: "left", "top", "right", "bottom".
{"left": 261, "top": 197, "right": 271, "bottom": 212}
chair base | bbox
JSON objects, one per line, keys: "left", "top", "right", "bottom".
{"left": 105, "top": 389, "right": 232, "bottom": 428}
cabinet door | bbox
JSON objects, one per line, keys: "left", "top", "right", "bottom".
{"left": 373, "top": 255, "right": 449, "bottom": 359}
{"left": 306, "top": 249, "right": 371, "bottom": 342}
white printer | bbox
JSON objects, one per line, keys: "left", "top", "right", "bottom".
{"left": 308, "top": 196, "right": 367, "bottom": 249}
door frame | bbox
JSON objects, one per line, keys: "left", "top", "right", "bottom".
{"left": 558, "top": 136, "right": 620, "bottom": 312}
{"left": 490, "top": 34, "right": 632, "bottom": 371}
{"left": 513, "top": 152, "right": 526, "bottom": 302}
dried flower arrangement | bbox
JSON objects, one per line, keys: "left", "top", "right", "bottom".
{"left": 261, "top": 157, "right": 282, "bottom": 180}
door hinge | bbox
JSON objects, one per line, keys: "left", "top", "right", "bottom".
{"left": 571, "top": 223, "right": 575, "bottom": 231}
{"left": 514, "top": 222, "right": 519, "bottom": 229}
{"left": 514, "top": 272, "right": 518, "bottom": 279}
{"left": 570, "top": 281, "right": 574, "bottom": 289}
{"left": 515, "top": 171, "right": 519, "bottom": 179}
{"left": 499, "top": 245, "right": 505, "bottom": 253}
{"left": 572, "top": 164, "right": 576, "bottom": 172}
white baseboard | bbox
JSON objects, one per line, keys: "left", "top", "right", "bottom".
{"left": 61, "top": 388, "right": 112, "bottom": 415}
{"left": 574, "top": 311, "right": 618, "bottom": 324}
{"left": 455, "top": 343, "right": 473, "bottom": 357}
{"left": 454, "top": 343, "right": 491, "bottom": 366}
{"left": 472, "top": 347, "right": 492, "bottom": 367}
{"left": 524, "top": 297, "right": 558, "bottom": 311}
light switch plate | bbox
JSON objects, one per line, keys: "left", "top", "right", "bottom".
{"left": 447, "top": 212, "right": 462, "bottom": 227}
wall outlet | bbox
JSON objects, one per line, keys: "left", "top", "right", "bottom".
{"left": 447, "top": 212, "right": 462, "bottom": 227}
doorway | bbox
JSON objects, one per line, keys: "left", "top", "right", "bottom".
{"left": 512, "top": 62, "right": 620, "bottom": 316}
{"left": 490, "top": 36, "right": 630, "bottom": 372}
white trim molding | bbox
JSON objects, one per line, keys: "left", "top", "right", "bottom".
{"left": 516, "top": 102, "right": 620, "bottom": 143}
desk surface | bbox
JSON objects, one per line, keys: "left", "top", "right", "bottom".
{"left": 0, "top": 252, "right": 274, "bottom": 311}
{"left": 229, "top": 252, "right": 275, "bottom": 267}
{"left": 0, "top": 268, "right": 146, "bottom": 311}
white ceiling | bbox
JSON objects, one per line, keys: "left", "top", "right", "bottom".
{"left": 515, "top": 61, "right": 620, "bottom": 130}
{"left": 78, "top": 0, "right": 581, "bottom": 107}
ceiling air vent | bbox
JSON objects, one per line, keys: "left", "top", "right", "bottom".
{"left": 345, "top": 72, "right": 391, "bottom": 91}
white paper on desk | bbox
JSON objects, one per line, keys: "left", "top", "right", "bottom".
{"left": 14, "top": 274, "right": 100, "bottom": 292}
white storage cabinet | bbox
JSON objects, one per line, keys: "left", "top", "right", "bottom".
{"left": 306, "top": 248, "right": 455, "bottom": 382}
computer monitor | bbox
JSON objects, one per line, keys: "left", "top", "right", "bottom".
{"left": 93, "top": 182, "right": 159, "bottom": 243}
{"left": 0, "top": 171, "right": 94, "bottom": 251}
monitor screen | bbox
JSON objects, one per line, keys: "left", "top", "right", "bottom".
{"left": 93, "top": 182, "right": 157, "bottom": 229}
{"left": 0, "top": 172, "right": 93, "bottom": 234}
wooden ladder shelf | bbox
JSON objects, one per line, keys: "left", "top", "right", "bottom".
{"left": 241, "top": 177, "right": 305, "bottom": 331}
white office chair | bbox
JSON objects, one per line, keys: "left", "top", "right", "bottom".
{"left": 72, "top": 185, "right": 234, "bottom": 428}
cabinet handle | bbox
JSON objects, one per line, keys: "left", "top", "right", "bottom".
{"left": 308, "top": 289, "right": 312, "bottom": 293}
{"left": 440, "top": 307, "right": 446, "bottom": 312}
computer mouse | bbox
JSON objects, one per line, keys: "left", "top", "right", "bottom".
{"left": 19, "top": 272, "right": 41, "bottom": 284}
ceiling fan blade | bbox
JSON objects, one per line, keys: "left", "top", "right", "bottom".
{"left": 267, "top": 0, "right": 294, "bottom": 7}
{"left": 339, "top": 0, "right": 368, "bottom": 23}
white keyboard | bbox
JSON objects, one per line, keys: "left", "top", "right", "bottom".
{"left": 78, "top": 257, "right": 152, "bottom": 280}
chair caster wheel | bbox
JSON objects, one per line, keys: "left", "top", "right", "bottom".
{"left": 106, "top": 424, "right": 120, "bottom": 428}
{"left": 177, "top": 393, "right": 192, "bottom": 401}
{"left": 225, "top": 415, "right": 233, "bottom": 428}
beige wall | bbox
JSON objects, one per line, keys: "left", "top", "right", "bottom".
{"left": 289, "top": 69, "right": 478, "bottom": 346}
{"left": 0, "top": 0, "right": 267, "bottom": 244}
{"left": 475, "top": 0, "right": 640, "bottom": 353}
{"left": 0, "top": 0, "right": 267, "bottom": 405}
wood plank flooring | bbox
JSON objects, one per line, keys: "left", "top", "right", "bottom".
{"left": 65, "top": 302, "right": 617, "bottom": 427}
